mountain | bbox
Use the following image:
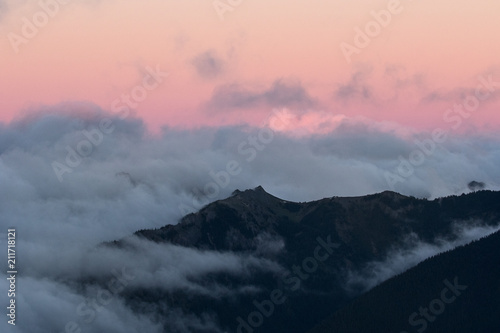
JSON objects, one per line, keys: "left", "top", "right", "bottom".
{"left": 134, "top": 186, "right": 500, "bottom": 261}
{"left": 308, "top": 228, "right": 500, "bottom": 333}
{"left": 108, "top": 187, "right": 500, "bottom": 332}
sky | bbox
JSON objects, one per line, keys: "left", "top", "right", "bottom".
{"left": 0, "top": 0, "right": 499, "bottom": 132}
{"left": 1, "top": 1, "right": 500, "bottom": 332}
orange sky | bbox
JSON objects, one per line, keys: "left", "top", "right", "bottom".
{"left": 0, "top": 0, "right": 499, "bottom": 132}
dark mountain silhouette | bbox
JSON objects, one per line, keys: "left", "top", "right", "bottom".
{"left": 107, "top": 187, "right": 500, "bottom": 332}
{"left": 309, "top": 228, "right": 500, "bottom": 333}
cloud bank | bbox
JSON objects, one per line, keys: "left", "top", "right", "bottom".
{"left": 345, "top": 223, "right": 500, "bottom": 294}
{"left": 1, "top": 103, "right": 499, "bottom": 332}
{"left": 206, "top": 79, "right": 318, "bottom": 112}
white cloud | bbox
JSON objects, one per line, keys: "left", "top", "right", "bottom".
{"left": 344, "top": 223, "right": 500, "bottom": 293}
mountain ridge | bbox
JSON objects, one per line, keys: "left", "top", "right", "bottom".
{"left": 109, "top": 187, "right": 500, "bottom": 332}
{"left": 309, "top": 228, "right": 500, "bottom": 333}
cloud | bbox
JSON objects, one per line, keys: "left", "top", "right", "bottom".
{"left": 4, "top": 228, "right": 283, "bottom": 332}
{"left": 0, "top": 103, "right": 499, "bottom": 332}
{"left": 334, "top": 67, "right": 373, "bottom": 101}
{"left": 468, "top": 180, "right": 485, "bottom": 191}
{"left": 344, "top": 223, "right": 500, "bottom": 294}
{"left": 420, "top": 69, "right": 500, "bottom": 105}
{"left": 0, "top": 0, "right": 13, "bottom": 19}
{"left": 420, "top": 87, "right": 475, "bottom": 104}
{"left": 206, "top": 79, "right": 317, "bottom": 112}
{"left": 36, "top": 236, "right": 283, "bottom": 295}
{"left": 383, "top": 65, "right": 425, "bottom": 100}
{"left": 333, "top": 66, "right": 427, "bottom": 106}
{"left": 384, "top": 65, "right": 424, "bottom": 87}
{"left": 5, "top": 277, "right": 164, "bottom": 333}
{"left": 191, "top": 50, "right": 226, "bottom": 79}
{"left": 308, "top": 121, "right": 411, "bottom": 159}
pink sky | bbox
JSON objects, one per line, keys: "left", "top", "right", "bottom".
{"left": 0, "top": 0, "right": 499, "bottom": 133}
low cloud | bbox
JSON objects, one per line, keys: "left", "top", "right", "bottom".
{"left": 334, "top": 67, "right": 374, "bottom": 102}
{"left": 0, "top": 104, "right": 499, "bottom": 332}
{"left": 207, "top": 79, "right": 317, "bottom": 112}
{"left": 191, "top": 50, "right": 226, "bottom": 79}
{"left": 7, "top": 277, "right": 164, "bottom": 333}
{"left": 344, "top": 223, "right": 500, "bottom": 294}
{"left": 419, "top": 69, "right": 500, "bottom": 106}
{"left": 420, "top": 87, "right": 476, "bottom": 104}
{"left": 1, "top": 227, "right": 283, "bottom": 332}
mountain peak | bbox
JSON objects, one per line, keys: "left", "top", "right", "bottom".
{"left": 379, "top": 190, "right": 407, "bottom": 198}
{"left": 231, "top": 189, "right": 242, "bottom": 196}
{"left": 254, "top": 185, "right": 266, "bottom": 192}
{"left": 232, "top": 185, "right": 269, "bottom": 197}
{"left": 226, "top": 185, "right": 285, "bottom": 209}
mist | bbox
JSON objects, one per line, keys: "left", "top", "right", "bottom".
{"left": 1, "top": 104, "right": 499, "bottom": 332}
{"left": 344, "top": 223, "right": 500, "bottom": 294}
